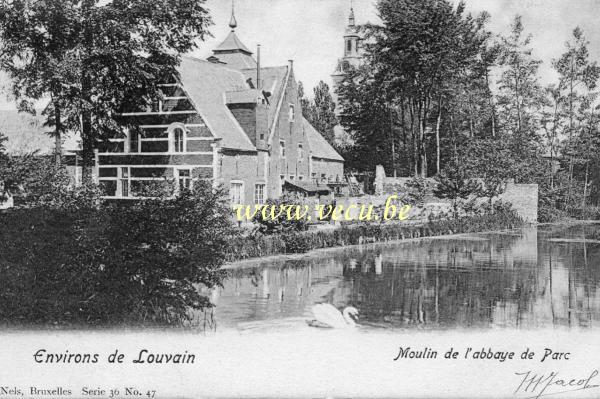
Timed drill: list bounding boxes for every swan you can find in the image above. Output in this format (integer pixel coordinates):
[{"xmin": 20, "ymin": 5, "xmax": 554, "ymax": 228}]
[{"xmin": 307, "ymin": 303, "xmax": 359, "ymax": 328}]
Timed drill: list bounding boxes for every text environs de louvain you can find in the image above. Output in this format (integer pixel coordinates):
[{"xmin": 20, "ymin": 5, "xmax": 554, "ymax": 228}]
[{"xmin": 33, "ymin": 349, "xmax": 196, "ymax": 364}]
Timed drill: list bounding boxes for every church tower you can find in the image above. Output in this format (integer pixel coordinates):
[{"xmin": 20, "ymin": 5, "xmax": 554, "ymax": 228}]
[{"xmin": 331, "ymin": 4, "xmax": 364, "ymax": 116}]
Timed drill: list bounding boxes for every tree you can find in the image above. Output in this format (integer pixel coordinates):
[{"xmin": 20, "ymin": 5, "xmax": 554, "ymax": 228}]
[
  {"xmin": 299, "ymin": 81, "xmax": 338, "ymax": 147},
  {"xmin": 298, "ymin": 82, "xmax": 311, "ymax": 116},
  {"xmin": 552, "ymin": 27, "xmax": 600, "ymax": 206},
  {"xmin": 0, "ymin": 1, "xmax": 78, "ymax": 165},
  {"xmin": 339, "ymin": 0, "xmax": 492, "ymax": 177},
  {"xmin": 0, "ymin": 0, "xmax": 213, "ymax": 182},
  {"xmin": 433, "ymin": 154, "xmax": 481, "ymax": 216},
  {"xmin": 337, "ymin": 64, "xmax": 398, "ymax": 173},
  {"xmin": 540, "ymin": 85, "xmax": 565, "ymax": 192},
  {"xmin": 496, "ymin": 16, "xmax": 544, "ymax": 144}
]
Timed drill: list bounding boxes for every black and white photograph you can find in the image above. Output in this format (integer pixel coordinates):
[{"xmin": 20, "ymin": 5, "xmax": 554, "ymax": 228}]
[{"xmin": 1, "ymin": 0, "xmax": 600, "ymax": 397}]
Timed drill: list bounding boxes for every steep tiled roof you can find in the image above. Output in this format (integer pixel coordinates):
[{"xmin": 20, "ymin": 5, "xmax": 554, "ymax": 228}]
[
  {"xmin": 214, "ymin": 31, "xmax": 253, "ymax": 54},
  {"xmin": 178, "ymin": 56, "xmax": 255, "ymax": 151},
  {"xmin": 210, "ymin": 31, "xmax": 257, "ymax": 69},
  {"xmin": 303, "ymin": 118, "xmax": 344, "ymax": 162},
  {"xmin": 211, "ymin": 52, "xmax": 257, "ymax": 69}
]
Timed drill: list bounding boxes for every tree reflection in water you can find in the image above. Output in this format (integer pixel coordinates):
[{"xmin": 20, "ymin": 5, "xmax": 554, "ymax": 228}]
[{"xmin": 202, "ymin": 225, "xmax": 600, "ymax": 330}]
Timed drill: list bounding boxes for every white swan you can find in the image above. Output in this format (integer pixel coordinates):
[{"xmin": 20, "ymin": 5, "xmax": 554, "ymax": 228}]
[{"xmin": 307, "ymin": 303, "xmax": 359, "ymax": 328}]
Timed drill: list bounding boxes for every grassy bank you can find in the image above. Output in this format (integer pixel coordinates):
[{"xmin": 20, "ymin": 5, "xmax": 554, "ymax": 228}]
[{"xmin": 226, "ymin": 210, "xmax": 525, "ymax": 262}]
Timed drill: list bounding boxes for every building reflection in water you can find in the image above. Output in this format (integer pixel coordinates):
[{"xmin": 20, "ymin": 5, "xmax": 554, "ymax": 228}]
[{"xmin": 202, "ymin": 225, "xmax": 600, "ymax": 330}]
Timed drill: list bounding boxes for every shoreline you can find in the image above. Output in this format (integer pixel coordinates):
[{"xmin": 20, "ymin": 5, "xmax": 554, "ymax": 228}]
[
  {"xmin": 223, "ymin": 219, "xmax": 600, "ymax": 269},
  {"xmin": 224, "ymin": 222, "xmax": 532, "ymax": 269}
]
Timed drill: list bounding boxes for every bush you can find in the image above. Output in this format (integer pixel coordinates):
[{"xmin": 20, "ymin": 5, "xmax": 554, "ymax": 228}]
[
  {"xmin": 227, "ymin": 204, "xmax": 524, "ymax": 261},
  {"xmin": 0, "ymin": 154, "xmax": 102, "ymax": 210},
  {"xmin": 0, "ymin": 181, "xmax": 235, "ymax": 327},
  {"xmin": 402, "ymin": 177, "xmax": 431, "ymax": 206},
  {"xmin": 251, "ymin": 192, "xmax": 309, "ymax": 234}
]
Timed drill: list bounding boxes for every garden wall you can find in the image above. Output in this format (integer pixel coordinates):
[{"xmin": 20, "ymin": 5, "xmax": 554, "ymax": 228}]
[
  {"xmin": 373, "ymin": 165, "xmax": 538, "ymax": 222},
  {"xmin": 497, "ymin": 182, "xmax": 538, "ymax": 223}
]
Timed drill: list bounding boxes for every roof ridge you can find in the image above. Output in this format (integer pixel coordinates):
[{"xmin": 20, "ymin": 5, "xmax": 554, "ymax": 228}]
[
  {"xmin": 182, "ymin": 55, "xmax": 248, "ymax": 78},
  {"xmin": 242, "ymin": 65, "xmax": 288, "ymax": 71}
]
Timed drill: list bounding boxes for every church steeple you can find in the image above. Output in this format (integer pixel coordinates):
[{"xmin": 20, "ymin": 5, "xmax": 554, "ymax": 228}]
[
  {"xmin": 229, "ymin": 0, "xmax": 237, "ymax": 31},
  {"xmin": 348, "ymin": 1, "xmax": 355, "ymax": 27},
  {"xmin": 331, "ymin": 0, "xmax": 364, "ymax": 116}
]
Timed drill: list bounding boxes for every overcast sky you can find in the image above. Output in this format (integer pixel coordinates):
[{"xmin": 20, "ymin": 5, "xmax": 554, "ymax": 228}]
[{"xmin": 2, "ymin": 0, "xmax": 600, "ymax": 109}]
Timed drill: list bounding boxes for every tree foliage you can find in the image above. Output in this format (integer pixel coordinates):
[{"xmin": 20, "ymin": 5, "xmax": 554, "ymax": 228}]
[
  {"xmin": 338, "ymin": 0, "xmax": 493, "ymax": 177},
  {"xmin": 299, "ymin": 81, "xmax": 338, "ymax": 147},
  {"xmin": 0, "ymin": 181, "xmax": 235, "ymax": 327},
  {"xmin": 0, "ymin": 0, "xmax": 212, "ymax": 180}
]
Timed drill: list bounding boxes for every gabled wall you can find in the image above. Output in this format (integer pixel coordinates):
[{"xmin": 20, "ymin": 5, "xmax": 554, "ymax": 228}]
[
  {"xmin": 267, "ymin": 68, "xmax": 311, "ymax": 198},
  {"xmin": 98, "ymin": 82, "xmax": 216, "ymax": 198}
]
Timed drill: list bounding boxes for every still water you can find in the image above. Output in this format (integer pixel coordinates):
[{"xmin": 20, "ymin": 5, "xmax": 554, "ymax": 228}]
[{"xmin": 203, "ymin": 224, "xmax": 600, "ymax": 331}]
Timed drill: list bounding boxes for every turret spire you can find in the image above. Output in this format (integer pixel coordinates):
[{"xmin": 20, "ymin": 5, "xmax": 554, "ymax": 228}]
[
  {"xmin": 229, "ymin": 0, "xmax": 237, "ymax": 31},
  {"xmin": 349, "ymin": 0, "xmax": 355, "ymax": 26}
]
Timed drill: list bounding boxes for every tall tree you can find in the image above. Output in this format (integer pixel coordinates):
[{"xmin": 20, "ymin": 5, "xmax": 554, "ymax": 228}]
[
  {"xmin": 0, "ymin": 0, "xmax": 212, "ymax": 182},
  {"xmin": 496, "ymin": 16, "xmax": 544, "ymax": 144},
  {"xmin": 299, "ymin": 81, "xmax": 338, "ymax": 147},
  {"xmin": 337, "ymin": 64, "xmax": 395, "ymax": 173},
  {"xmin": 552, "ymin": 27, "xmax": 600, "ymax": 206},
  {"xmin": 339, "ymin": 0, "xmax": 491, "ymax": 177},
  {"xmin": 0, "ymin": 1, "xmax": 78, "ymax": 165}
]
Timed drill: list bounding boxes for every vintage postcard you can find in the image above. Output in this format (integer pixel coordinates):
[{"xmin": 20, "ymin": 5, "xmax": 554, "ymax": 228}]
[{"xmin": 1, "ymin": 0, "xmax": 600, "ymax": 397}]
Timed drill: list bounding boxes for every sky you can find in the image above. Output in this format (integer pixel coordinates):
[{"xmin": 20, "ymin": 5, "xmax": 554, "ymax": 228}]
[{"xmin": 2, "ymin": 0, "xmax": 600, "ymax": 109}]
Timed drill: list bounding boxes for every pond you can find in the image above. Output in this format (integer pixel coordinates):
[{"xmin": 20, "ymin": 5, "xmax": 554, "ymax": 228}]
[{"xmin": 202, "ymin": 224, "xmax": 600, "ymax": 331}]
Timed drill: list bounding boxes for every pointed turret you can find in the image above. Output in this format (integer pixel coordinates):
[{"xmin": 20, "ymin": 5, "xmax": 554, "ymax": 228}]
[
  {"xmin": 349, "ymin": 4, "xmax": 355, "ymax": 27},
  {"xmin": 229, "ymin": 0, "xmax": 237, "ymax": 30},
  {"xmin": 208, "ymin": 0, "xmax": 257, "ymax": 69}
]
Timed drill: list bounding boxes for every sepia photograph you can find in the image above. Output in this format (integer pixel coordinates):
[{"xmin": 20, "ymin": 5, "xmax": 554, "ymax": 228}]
[{"xmin": 1, "ymin": 0, "xmax": 600, "ymax": 397}]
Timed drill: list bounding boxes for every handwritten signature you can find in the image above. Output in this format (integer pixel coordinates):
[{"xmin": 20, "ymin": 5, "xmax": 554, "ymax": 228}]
[{"xmin": 514, "ymin": 369, "xmax": 599, "ymax": 398}]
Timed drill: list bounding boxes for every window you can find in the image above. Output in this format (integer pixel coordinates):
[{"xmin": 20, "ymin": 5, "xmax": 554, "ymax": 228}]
[
  {"xmin": 173, "ymin": 127, "xmax": 185, "ymax": 152},
  {"xmin": 120, "ymin": 167, "xmax": 129, "ymax": 197},
  {"xmin": 288, "ymin": 105, "xmax": 295, "ymax": 122},
  {"xmin": 346, "ymin": 39, "xmax": 352, "ymax": 53},
  {"xmin": 280, "ymin": 140, "xmax": 286, "ymax": 158},
  {"xmin": 99, "ymin": 168, "xmax": 118, "ymax": 178},
  {"xmin": 298, "ymin": 175, "xmax": 304, "ymax": 181},
  {"xmin": 129, "ymin": 131, "xmax": 139, "ymax": 153},
  {"xmin": 289, "ymin": 175, "xmax": 295, "ymax": 180},
  {"xmin": 230, "ymin": 182, "xmax": 243, "ymax": 205},
  {"xmin": 177, "ymin": 169, "xmax": 192, "ymax": 191},
  {"xmin": 254, "ymin": 184, "xmax": 265, "ymax": 205},
  {"xmin": 321, "ymin": 173, "xmax": 326, "ymax": 182},
  {"xmin": 298, "ymin": 143, "xmax": 304, "ymax": 161}
]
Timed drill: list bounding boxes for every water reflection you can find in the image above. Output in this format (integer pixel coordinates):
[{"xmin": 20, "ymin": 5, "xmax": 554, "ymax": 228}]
[{"xmin": 203, "ymin": 224, "xmax": 600, "ymax": 330}]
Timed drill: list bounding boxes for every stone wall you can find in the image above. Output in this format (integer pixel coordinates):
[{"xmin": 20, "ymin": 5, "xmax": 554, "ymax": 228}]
[
  {"xmin": 498, "ymin": 183, "xmax": 538, "ymax": 223},
  {"xmin": 373, "ymin": 165, "xmax": 539, "ymax": 222}
]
